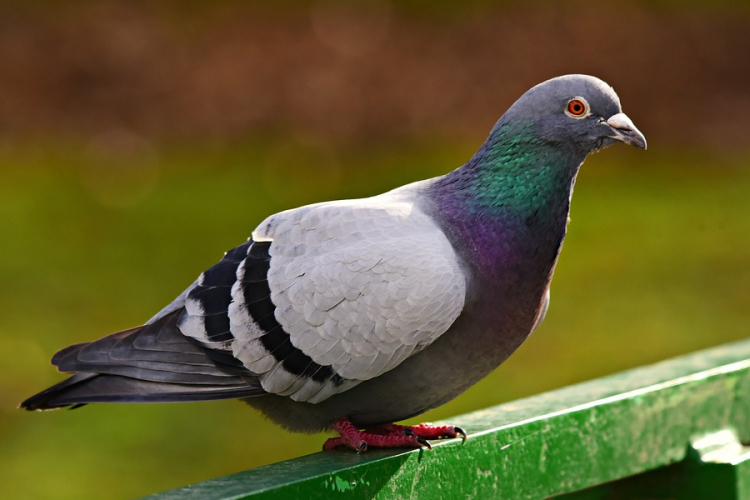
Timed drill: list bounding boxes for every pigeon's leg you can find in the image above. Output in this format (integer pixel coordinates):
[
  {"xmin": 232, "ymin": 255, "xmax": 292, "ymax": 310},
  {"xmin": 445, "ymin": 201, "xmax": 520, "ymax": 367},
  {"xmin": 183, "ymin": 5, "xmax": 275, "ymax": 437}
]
[
  {"xmin": 323, "ymin": 418, "xmax": 467, "ymax": 453},
  {"xmin": 323, "ymin": 418, "xmax": 433, "ymax": 453}
]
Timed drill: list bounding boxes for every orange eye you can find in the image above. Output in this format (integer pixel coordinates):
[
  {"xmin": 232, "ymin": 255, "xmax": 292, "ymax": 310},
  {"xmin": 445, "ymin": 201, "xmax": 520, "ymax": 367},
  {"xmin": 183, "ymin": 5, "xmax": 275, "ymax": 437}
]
[{"xmin": 567, "ymin": 99, "xmax": 586, "ymax": 116}]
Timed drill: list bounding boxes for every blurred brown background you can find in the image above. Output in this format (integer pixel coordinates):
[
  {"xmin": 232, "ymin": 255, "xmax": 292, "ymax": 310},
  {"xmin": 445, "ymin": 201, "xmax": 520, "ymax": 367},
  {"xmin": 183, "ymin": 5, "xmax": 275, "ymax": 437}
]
[
  {"xmin": 1, "ymin": 0, "xmax": 749, "ymax": 148},
  {"xmin": 2, "ymin": 1, "xmax": 750, "ymax": 499}
]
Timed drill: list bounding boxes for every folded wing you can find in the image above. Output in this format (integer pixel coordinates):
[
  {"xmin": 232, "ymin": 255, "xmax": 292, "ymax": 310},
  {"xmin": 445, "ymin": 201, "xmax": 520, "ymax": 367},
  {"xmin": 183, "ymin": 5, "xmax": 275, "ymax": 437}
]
[{"xmin": 180, "ymin": 192, "xmax": 468, "ymax": 404}]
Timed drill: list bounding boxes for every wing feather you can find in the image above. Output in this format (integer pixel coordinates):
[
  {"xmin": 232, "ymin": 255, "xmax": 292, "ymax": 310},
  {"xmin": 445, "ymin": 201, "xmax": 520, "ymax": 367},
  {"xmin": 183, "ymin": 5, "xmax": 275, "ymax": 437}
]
[{"xmin": 228, "ymin": 190, "xmax": 466, "ymax": 402}]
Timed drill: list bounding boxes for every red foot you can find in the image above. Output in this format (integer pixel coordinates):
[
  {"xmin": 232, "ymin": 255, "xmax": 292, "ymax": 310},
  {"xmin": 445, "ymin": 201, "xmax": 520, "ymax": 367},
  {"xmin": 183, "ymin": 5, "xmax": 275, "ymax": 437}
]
[{"xmin": 323, "ymin": 418, "xmax": 467, "ymax": 453}]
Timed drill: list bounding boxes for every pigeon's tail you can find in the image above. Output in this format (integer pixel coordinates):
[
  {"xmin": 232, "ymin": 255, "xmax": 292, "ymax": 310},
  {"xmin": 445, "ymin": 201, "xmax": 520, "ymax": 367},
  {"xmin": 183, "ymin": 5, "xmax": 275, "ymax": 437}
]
[
  {"xmin": 20, "ymin": 312, "xmax": 264, "ymax": 411},
  {"xmin": 20, "ymin": 372, "xmax": 264, "ymax": 410}
]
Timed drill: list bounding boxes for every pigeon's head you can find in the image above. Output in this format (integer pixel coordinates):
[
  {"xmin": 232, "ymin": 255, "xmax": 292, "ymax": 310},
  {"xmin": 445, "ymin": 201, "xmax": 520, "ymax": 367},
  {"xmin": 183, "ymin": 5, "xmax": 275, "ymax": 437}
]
[{"xmin": 500, "ymin": 74, "xmax": 647, "ymax": 153}]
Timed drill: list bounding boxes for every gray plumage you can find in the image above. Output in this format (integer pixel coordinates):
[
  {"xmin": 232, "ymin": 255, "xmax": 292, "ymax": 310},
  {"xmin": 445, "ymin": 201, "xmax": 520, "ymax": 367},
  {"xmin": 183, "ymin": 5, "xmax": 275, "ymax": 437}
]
[{"xmin": 22, "ymin": 74, "xmax": 646, "ymax": 436}]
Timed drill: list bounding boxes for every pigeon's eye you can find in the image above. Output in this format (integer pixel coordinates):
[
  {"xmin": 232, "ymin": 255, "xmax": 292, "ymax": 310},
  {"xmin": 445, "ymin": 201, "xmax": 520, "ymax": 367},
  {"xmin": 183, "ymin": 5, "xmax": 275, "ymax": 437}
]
[{"xmin": 565, "ymin": 98, "xmax": 589, "ymax": 119}]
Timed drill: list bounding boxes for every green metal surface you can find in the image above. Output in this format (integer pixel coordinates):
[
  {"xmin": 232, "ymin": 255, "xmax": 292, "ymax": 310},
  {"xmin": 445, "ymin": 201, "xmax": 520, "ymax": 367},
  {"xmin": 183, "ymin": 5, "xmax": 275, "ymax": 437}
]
[
  {"xmin": 143, "ymin": 339, "xmax": 750, "ymax": 500},
  {"xmin": 557, "ymin": 430, "xmax": 750, "ymax": 499}
]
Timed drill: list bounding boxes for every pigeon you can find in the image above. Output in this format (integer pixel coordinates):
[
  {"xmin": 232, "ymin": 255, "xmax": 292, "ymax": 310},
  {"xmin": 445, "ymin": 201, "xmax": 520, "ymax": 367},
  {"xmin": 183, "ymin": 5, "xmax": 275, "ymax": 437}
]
[{"xmin": 21, "ymin": 74, "xmax": 646, "ymax": 452}]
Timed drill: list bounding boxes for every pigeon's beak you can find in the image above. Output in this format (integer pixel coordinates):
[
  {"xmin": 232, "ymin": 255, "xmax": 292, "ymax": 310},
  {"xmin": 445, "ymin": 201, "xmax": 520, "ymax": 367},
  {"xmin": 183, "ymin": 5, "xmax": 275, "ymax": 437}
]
[{"xmin": 606, "ymin": 113, "xmax": 647, "ymax": 150}]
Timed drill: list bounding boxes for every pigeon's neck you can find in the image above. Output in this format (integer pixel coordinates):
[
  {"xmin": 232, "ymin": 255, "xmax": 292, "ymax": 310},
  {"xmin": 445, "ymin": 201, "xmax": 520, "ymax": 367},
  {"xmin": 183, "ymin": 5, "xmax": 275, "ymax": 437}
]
[{"xmin": 427, "ymin": 120, "xmax": 586, "ymax": 282}]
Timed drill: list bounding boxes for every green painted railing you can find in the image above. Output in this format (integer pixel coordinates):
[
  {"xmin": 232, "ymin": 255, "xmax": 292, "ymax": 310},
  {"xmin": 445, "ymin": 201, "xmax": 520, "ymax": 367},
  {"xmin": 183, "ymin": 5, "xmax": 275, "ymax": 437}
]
[{"xmin": 144, "ymin": 339, "xmax": 750, "ymax": 500}]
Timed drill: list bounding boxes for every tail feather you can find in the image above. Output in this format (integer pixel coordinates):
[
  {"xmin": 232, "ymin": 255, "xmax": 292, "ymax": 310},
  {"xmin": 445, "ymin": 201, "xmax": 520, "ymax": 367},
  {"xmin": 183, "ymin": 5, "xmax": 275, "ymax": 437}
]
[
  {"xmin": 20, "ymin": 311, "xmax": 265, "ymax": 411},
  {"xmin": 21, "ymin": 372, "xmax": 264, "ymax": 410}
]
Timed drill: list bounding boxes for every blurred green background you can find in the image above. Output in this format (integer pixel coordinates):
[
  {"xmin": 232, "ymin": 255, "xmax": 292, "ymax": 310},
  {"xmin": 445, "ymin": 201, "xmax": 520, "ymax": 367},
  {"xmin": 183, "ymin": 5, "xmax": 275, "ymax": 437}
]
[{"xmin": 2, "ymin": 1, "xmax": 750, "ymax": 499}]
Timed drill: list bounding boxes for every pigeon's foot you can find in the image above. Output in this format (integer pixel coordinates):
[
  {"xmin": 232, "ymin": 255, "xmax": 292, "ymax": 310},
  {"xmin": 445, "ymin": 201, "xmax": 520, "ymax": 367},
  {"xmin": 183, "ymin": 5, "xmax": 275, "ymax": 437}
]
[{"xmin": 323, "ymin": 418, "xmax": 467, "ymax": 453}]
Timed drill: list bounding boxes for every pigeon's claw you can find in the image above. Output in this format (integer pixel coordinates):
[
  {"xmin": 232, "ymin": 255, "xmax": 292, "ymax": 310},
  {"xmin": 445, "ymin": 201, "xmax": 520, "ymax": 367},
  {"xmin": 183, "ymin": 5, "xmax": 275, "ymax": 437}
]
[
  {"xmin": 324, "ymin": 418, "xmax": 465, "ymax": 452},
  {"xmin": 455, "ymin": 426, "xmax": 468, "ymax": 440},
  {"xmin": 322, "ymin": 436, "xmax": 370, "ymax": 453}
]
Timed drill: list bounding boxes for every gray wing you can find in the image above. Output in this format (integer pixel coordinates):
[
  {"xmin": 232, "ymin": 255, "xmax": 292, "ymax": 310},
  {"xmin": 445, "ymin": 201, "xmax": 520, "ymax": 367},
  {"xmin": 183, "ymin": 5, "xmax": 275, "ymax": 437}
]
[
  {"xmin": 24, "ymin": 190, "xmax": 467, "ymax": 411},
  {"xmin": 180, "ymin": 191, "xmax": 468, "ymax": 404}
]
